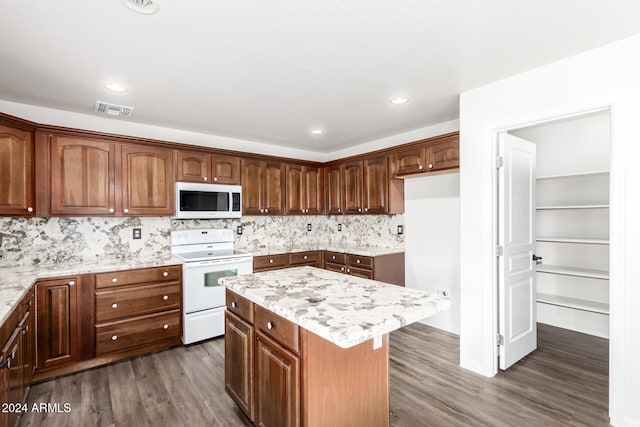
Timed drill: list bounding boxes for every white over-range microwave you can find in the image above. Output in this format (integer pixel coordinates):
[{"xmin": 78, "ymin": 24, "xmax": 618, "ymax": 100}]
[{"xmin": 174, "ymin": 182, "xmax": 242, "ymax": 219}]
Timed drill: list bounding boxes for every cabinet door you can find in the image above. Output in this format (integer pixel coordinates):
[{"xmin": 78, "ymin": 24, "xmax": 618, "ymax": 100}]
[
  {"xmin": 363, "ymin": 156, "xmax": 388, "ymax": 214},
  {"xmin": 241, "ymin": 158, "xmax": 263, "ymax": 215},
  {"xmin": 303, "ymin": 166, "xmax": 323, "ymax": 215},
  {"xmin": 325, "ymin": 165, "xmax": 343, "ymax": 215},
  {"xmin": 392, "ymin": 146, "xmax": 427, "ymax": 176},
  {"xmin": 212, "ymin": 154, "xmax": 241, "ymax": 184},
  {"xmin": 176, "ymin": 150, "xmax": 210, "ymax": 183},
  {"xmin": 36, "ymin": 277, "xmax": 79, "ymax": 370},
  {"xmin": 263, "ymin": 162, "xmax": 285, "ymax": 215},
  {"xmin": 0, "ymin": 124, "xmax": 34, "ymax": 216},
  {"xmin": 255, "ymin": 331, "xmax": 300, "ymax": 427},
  {"xmin": 428, "ymin": 138, "xmax": 459, "ymax": 172},
  {"xmin": 18, "ymin": 311, "xmax": 34, "ymax": 395},
  {"xmin": 1, "ymin": 328, "xmax": 22, "ymax": 427},
  {"xmin": 225, "ymin": 311, "xmax": 255, "ymax": 421},
  {"xmin": 343, "ymin": 160, "xmax": 363, "ymax": 214},
  {"xmin": 285, "ymin": 164, "xmax": 304, "ymax": 215},
  {"xmin": 50, "ymin": 136, "xmax": 116, "ymax": 215},
  {"xmin": 121, "ymin": 144, "xmax": 175, "ymax": 216}
]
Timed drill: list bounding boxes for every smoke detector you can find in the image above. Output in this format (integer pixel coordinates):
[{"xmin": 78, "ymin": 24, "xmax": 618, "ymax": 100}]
[
  {"xmin": 94, "ymin": 101, "xmax": 135, "ymax": 118},
  {"xmin": 121, "ymin": 0, "xmax": 159, "ymax": 15}
]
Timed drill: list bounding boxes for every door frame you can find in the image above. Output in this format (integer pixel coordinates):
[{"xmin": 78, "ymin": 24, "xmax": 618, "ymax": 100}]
[{"xmin": 489, "ymin": 106, "xmax": 620, "ymax": 420}]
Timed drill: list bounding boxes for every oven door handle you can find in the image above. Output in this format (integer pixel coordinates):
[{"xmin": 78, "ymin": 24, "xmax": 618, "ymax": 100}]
[{"xmin": 185, "ymin": 257, "xmax": 252, "ymax": 267}]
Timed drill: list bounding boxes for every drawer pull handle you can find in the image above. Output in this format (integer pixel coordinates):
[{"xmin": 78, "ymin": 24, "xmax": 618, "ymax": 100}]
[
  {"xmin": 111, "ymin": 335, "xmax": 118, "ymax": 341},
  {"xmin": 267, "ymin": 321, "xmax": 274, "ymax": 330},
  {"xmin": 269, "ymin": 259, "xmax": 273, "ymax": 264},
  {"xmin": 21, "ymin": 325, "xmax": 28, "ymax": 334},
  {"xmin": 303, "ymin": 255, "xmax": 308, "ymax": 260},
  {"xmin": 231, "ymin": 301, "xmax": 237, "ymax": 308},
  {"xmin": 22, "ymin": 300, "xmax": 32, "ymax": 307},
  {"xmin": 162, "ymin": 271, "xmax": 169, "ymax": 277},
  {"xmin": 163, "ymin": 324, "xmax": 169, "ymax": 330},
  {"xmin": 356, "ymin": 259, "xmax": 361, "ymax": 263},
  {"xmin": 163, "ymin": 295, "xmax": 169, "ymax": 301},
  {"xmin": 111, "ymin": 277, "xmax": 118, "ymax": 283},
  {"xmin": 332, "ymin": 256, "xmax": 336, "ymax": 260},
  {"xmin": 68, "ymin": 280, "xmax": 75, "ymax": 286},
  {"xmin": 111, "ymin": 303, "xmax": 118, "ymax": 309}
]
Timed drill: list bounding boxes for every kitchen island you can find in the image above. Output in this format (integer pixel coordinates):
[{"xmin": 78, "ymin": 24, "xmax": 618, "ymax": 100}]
[{"xmin": 220, "ymin": 266, "xmax": 450, "ymax": 427}]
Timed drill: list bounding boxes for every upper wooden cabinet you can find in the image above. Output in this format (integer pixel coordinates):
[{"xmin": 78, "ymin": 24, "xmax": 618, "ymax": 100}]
[
  {"xmin": 324, "ymin": 165, "xmax": 343, "ymax": 215},
  {"xmin": 392, "ymin": 146, "xmax": 427, "ymax": 176},
  {"xmin": 176, "ymin": 151, "xmax": 240, "ymax": 185},
  {"xmin": 50, "ymin": 136, "xmax": 116, "ymax": 215},
  {"xmin": 429, "ymin": 138, "xmax": 459, "ymax": 172},
  {"xmin": 242, "ymin": 159, "xmax": 285, "ymax": 215},
  {"xmin": 285, "ymin": 164, "xmax": 323, "ymax": 215},
  {"xmin": 0, "ymin": 123, "xmax": 35, "ymax": 216},
  {"xmin": 343, "ymin": 160, "xmax": 364, "ymax": 214},
  {"xmin": 363, "ymin": 156, "xmax": 387, "ymax": 214},
  {"xmin": 391, "ymin": 133, "xmax": 459, "ymax": 177},
  {"xmin": 121, "ymin": 144, "xmax": 175, "ymax": 216}
]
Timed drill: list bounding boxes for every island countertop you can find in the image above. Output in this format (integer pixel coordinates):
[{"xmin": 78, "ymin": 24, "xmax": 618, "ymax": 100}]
[{"xmin": 219, "ymin": 266, "xmax": 451, "ymax": 349}]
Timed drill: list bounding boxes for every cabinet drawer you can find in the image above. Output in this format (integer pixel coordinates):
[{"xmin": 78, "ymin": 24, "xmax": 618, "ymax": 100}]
[
  {"xmin": 324, "ymin": 251, "xmax": 346, "ymax": 265},
  {"xmin": 226, "ymin": 289, "xmax": 254, "ymax": 324},
  {"xmin": 253, "ymin": 254, "xmax": 288, "ymax": 271},
  {"xmin": 289, "ymin": 251, "xmax": 319, "ymax": 266},
  {"xmin": 347, "ymin": 255, "xmax": 373, "ymax": 269},
  {"xmin": 96, "ymin": 265, "xmax": 181, "ymax": 289},
  {"xmin": 95, "ymin": 282, "xmax": 181, "ymax": 322},
  {"xmin": 325, "ymin": 262, "xmax": 346, "ymax": 274},
  {"xmin": 95, "ymin": 309, "xmax": 181, "ymax": 356},
  {"xmin": 254, "ymin": 305, "xmax": 299, "ymax": 354},
  {"xmin": 347, "ymin": 266, "xmax": 374, "ymax": 280}
]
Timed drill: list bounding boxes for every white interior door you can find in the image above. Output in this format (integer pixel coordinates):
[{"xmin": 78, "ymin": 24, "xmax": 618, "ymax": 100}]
[{"xmin": 498, "ymin": 132, "xmax": 537, "ymax": 370}]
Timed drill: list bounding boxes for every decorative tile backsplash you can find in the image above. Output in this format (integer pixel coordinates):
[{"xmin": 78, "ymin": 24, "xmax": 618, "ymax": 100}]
[{"xmin": 0, "ymin": 215, "xmax": 404, "ymax": 266}]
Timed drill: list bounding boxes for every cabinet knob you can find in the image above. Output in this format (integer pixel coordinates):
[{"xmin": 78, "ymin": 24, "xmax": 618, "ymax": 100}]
[
  {"xmin": 358, "ymin": 208, "xmax": 362, "ymax": 212},
  {"xmin": 364, "ymin": 208, "xmax": 368, "ymax": 212},
  {"xmin": 111, "ymin": 277, "xmax": 118, "ymax": 283},
  {"xmin": 108, "ymin": 208, "xmax": 114, "ymax": 213},
  {"xmin": 340, "ymin": 267, "xmax": 345, "ymax": 271},
  {"xmin": 163, "ymin": 324, "xmax": 169, "ymax": 330},
  {"xmin": 68, "ymin": 280, "xmax": 75, "ymax": 286},
  {"xmin": 111, "ymin": 335, "xmax": 118, "ymax": 341},
  {"xmin": 163, "ymin": 295, "xmax": 169, "ymax": 301},
  {"xmin": 418, "ymin": 165, "xmax": 424, "ymax": 170},
  {"xmin": 123, "ymin": 208, "xmax": 129, "ymax": 214},
  {"xmin": 213, "ymin": 177, "xmax": 218, "ymax": 182},
  {"xmin": 203, "ymin": 176, "xmax": 208, "ymax": 181},
  {"xmin": 428, "ymin": 163, "xmax": 433, "ymax": 169},
  {"xmin": 111, "ymin": 303, "xmax": 118, "ymax": 309},
  {"xmin": 267, "ymin": 321, "xmax": 274, "ymax": 330},
  {"xmin": 162, "ymin": 271, "xmax": 169, "ymax": 277},
  {"xmin": 21, "ymin": 325, "xmax": 28, "ymax": 334},
  {"xmin": 27, "ymin": 207, "xmax": 33, "ymax": 213},
  {"xmin": 231, "ymin": 301, "xmax": 237, "ymax": 308},
  {"xmin": 338, "ymin": 208, "xmax": 341, "ymax": 212},
  {"xmin": 260, "ymin": 209, "xmax": 264, "ymax": 213},
  {"xmin": 269, "ymin": 259, "xmax": 273, "ymax": 264},
  {"xmin": 265, "ymin": 209, "xmax": 269, "ymax": 213},
  {"xmin": 356, "ymin": 259, "xmax": 361, "ymax": 263},
  {"xmin": 332, "ymin": 256, "xmax": 336, "ymax": 260},
  {"xmin": 347, "ymin": 268, "xmax": 351, "ymax": 273},
  {"xmin": 303, "ymin": 255, "xmax": 308, "ymax": 260}
]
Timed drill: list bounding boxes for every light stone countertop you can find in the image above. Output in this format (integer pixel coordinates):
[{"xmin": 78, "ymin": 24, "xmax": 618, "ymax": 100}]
[
  {"xmin": 240, "ymin": 243, "xmax": 404, "ymax": 257},
  {"xmin": 220, "ymin": 266, "xmax": 450, "ymax": 349},
  {"xmin": 0, "ymin": 256, "xmax": 182, "ymax": 325}
]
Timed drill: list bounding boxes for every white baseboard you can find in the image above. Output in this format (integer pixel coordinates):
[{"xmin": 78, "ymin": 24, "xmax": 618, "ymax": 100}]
[{"xmin": 623, "ymin": 416, "xmax": 640, "ymax": 427}]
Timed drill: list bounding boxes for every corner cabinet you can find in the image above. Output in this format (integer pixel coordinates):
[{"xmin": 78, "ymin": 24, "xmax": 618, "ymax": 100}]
[
  {"xmin": 121, "ymin": 144, "xmax": 175, "ymax": 216},
  {"xmin": 0, "ymin": 123, "xmax": 35, "ymax": 216},
  {"xmin": 241, "ymin": 159, "xmax": 285, "ymax": 215},
  {"xmin": 285, "ymin": 164, "xmax": 323, "ymax": 215}
]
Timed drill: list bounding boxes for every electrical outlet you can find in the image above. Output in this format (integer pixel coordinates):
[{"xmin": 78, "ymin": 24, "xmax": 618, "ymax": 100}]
[
  {"xmin": 307, "ymin": 223, "xmax": 312, "ymax": 232},
  {"xmin": 397, "ymin": 225, "xmax": 403, "ymax": 235},
  {"xmin": 237, "ymin": 225, "xmax": 243, "ymax": 235},
  {"xmin": 338, "ymin": 223, "xmax": 342, "ymax": 232},
  {"xmin": 435, "ymin": 288, "xmax": 450, "ymax": 298},
  {"xmin": 132, "ymin": 228, "xmax": 141, "ymax": 240}
]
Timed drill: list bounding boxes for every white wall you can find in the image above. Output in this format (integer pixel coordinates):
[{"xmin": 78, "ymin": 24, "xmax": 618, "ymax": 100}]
[
  {"xmin": 404, "ymin": 172, "xmax": 460, "ymax": 334},
  {"xmin": 459, "ymin": 34, "xmax": 640, "ymax": 426}
]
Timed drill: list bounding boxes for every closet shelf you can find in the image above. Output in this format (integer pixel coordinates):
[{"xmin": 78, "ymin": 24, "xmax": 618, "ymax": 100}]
[
  {"xmin": 536, "ymin": 264, "xmax": 609, "ymax": 280},
  {"xmin": 536, "ymin": 204, "xmax": 609, "ymax": 210},
  {"xmin": 536, "ymin": 293, "xmax": 609, "ymax": 315},
  {"xmin": 536, "ymin": 236, "xmax": 609, "ymax": 245},
  {"xmin": 536, "ymin": 170, "xmax": 609, "ymax": 180}
]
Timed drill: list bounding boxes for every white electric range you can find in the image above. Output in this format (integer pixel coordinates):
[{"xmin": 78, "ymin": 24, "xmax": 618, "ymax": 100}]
[{"xmin": 171, "ymin": 228, "xmax": 253, "ymax": 344}]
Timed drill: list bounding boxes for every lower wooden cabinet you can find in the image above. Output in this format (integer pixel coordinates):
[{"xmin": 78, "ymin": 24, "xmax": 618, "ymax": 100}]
[{"xmin": 225, "ymin": 311, "xmax": 255, "ymax": 421}]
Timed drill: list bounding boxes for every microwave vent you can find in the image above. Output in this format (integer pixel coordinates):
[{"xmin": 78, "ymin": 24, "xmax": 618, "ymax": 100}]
[{"xmin": 94, "ymin": 101, "xmax": 134, "ymax": 118}]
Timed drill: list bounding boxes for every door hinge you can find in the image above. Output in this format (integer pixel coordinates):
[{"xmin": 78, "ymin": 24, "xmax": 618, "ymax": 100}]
[
  {"xmin": 496, "ymin": 156, "xmax": 504, "ymax": 168},
  {"xmin": 496, "ymin": 245, "xmax": 504, "ymax": 256},
  {"xmin": 497, "ymin": 334, "xmax": 504, "ymax": 346}
]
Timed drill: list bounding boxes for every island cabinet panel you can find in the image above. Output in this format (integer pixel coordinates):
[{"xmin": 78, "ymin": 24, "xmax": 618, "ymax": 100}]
[
  {"xmin": 212, "ymin": 154, "xmax": 241, "ymax": 185},
  {"xmin": 343, "ymin": 160, "xmax": 364, "ymax": 214},
  {"xmin": 226, "ymin": 289, "xmax": 254, "ymax": 324},
  {"xmin": 363, "ymin": 156, "xmax": 388, "ymax": 214},
  {"xmin": 0, "ymin": 123, "xmax": 35, "ymax": 216},
  {"xmin": 225, "ymin": 311, "xmax": 255, "ymax": 422},
  {"xmin": 324, "ymin": 165, "xmax": 344, "ymax": 215},
  {"xmin": 49, "ymin": 136, "xmax": 116, "ymax": 215},
  {"xmin": 120, "ymin": 144, "xmax": 175, "ymax": 216},
  {"xmin": 176, "ymin": 150, "xmax": 211, "ymax": 183},
  {"xmin": 1, "ymin": 328, "xmax": 22, "ymax": 427}
]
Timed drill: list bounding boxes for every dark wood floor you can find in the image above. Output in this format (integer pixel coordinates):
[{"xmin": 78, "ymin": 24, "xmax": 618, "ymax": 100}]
[{"xmin": 20, "ymin": 323, "xmax": 609, "ymax": 427}]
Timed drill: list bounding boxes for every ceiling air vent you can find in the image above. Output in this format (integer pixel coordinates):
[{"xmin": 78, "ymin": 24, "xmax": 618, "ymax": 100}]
[
  {"xmin": 94, "ymin": 101, "xmax": 135, "ymax": 118},
  {"xmin": 121, "ymin": 0, "xmax": 159, "ymax": 15}
]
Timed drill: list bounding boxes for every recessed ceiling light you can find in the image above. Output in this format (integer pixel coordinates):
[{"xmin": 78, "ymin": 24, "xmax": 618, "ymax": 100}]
[
  {"xmin": 104, "ymin": 82, "xmax": 128, "ymax": 93},
  {"xmin": 121, "ymin": 0, "xmax": 160, "ymax": 15},
  {"xmin": 390, "ymin": 96, "xmax": 409, "ymax": 105},
  {"xmin": 310, "ymin": 129, "xmax": 324, "ymax": 135}
]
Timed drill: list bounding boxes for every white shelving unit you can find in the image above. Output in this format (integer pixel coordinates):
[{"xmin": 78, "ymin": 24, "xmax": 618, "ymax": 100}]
[{"xmin": 534, "ymin": 170, "xmax": 610, "ymax": 338}]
